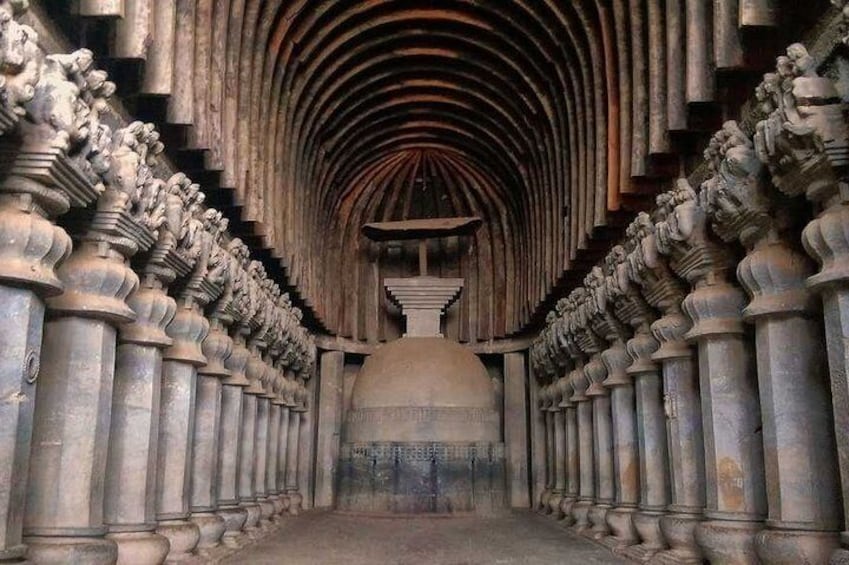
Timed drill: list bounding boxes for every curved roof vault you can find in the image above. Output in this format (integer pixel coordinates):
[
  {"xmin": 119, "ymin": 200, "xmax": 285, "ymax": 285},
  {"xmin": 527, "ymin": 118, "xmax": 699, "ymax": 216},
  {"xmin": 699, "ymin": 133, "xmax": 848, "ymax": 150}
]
[{"xmin": 56, "ymin": 0, "xmax": 831, "ymax": 343}]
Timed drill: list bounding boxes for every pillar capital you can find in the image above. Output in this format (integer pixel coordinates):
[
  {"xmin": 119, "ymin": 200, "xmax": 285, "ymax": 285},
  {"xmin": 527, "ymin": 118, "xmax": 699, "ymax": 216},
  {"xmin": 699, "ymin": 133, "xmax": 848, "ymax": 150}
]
[{"xmin": 753, "ymin": 43, "xmax": 849, "ymax": 206}]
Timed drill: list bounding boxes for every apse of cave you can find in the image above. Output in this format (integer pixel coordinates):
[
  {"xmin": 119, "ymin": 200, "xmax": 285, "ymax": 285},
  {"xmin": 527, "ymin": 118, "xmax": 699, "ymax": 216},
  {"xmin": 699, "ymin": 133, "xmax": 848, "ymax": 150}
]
[{"xmin": 0, "ymin": 1, "xmax": 848, "ymax": 564}]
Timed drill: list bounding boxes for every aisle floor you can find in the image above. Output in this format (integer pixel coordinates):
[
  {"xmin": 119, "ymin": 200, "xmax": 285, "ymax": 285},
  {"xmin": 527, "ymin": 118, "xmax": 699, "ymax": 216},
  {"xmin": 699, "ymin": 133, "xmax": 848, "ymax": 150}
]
[{"xmin": 222, "ymin": 510, "xmax": 627, "ymax": 564}]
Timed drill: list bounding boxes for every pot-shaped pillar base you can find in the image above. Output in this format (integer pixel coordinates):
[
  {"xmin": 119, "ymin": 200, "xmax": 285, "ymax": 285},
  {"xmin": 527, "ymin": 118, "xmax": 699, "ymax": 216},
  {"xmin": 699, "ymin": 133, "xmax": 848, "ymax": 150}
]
[
  {"xmin": 257, "ymin": 498, "xmax": 275, "ymax": 529},
  {"xmin": 558, "ymin": 497, "xmax": 577, "ymax": 526},
  {"xmin": 287, "ymin": 492, "xmax": 303, "ymax": 516},
  {"xmin": 585, "ymin": 503, "xmax": 612, "ymax": 540},
  {"xmin": 189, "ymin": 512, "xmax": 225, "ymax": 553},
  {"xmin": 602, "ymin": 506, "xmax": 639, "ymax": 549},
  {"xmin": 24, "ymin": 536, "xmax": 118, "ymax": 565},
  {"xmin": 695, "ymin": 519, "xmax": 761, "ymax": 564},
  {"xmin": 217, "ymin": 506, "xmax": 247, "ymax": 548},
  {"xmin": 106, "ymin": 531, "xmax": 171, "ymax": 565},
  {"xmin": 755, "ymin": 528, "xmax": 840, "ymax": 565},
  {"xmin": 239, "ymin": 503, "xmax": 261, "ymax": 540},
  {"xmin": 547, "ymin": 492, "xmax": 564, "ymax": 519},
  {"xmin": 619, "ymin": 510, "xmax": 667, "ymax": 562},
  {"xmin": 653, "ymin": 513, "xmax": 703, "ymax": 565},
  {"xmin": 572, "ymin": 500, "xmax": 592, "ymax": 533},
  {"xmin": 156, "ymin": 519, "xmax": 200, "ymax": 562}
]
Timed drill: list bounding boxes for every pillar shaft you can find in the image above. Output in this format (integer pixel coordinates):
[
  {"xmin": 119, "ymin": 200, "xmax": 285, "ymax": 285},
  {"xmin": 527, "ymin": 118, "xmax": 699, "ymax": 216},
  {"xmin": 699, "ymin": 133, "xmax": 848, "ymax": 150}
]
[
  {"xmin": 104, "ymin": 279, "xmax": 174, "ymax": 564},
  {"xmin": 542, "ymin": 409, "xmax": 554, "ymax": 511},
  {"xmin": 685, "ymin": 281, "xmax": 767, "ymax": 564},
  {"xmin": 573, "ymin": 399, "xmax": 594, "ymax": 531},
  {"xmin": 0, "ymin": 188, "xmax": 71, "ymax": 561},
  {"xmin": 553, "ymin": 409, "xmax": 567, "ymax": 494},
  {"xmin": 0, "ymin": 287, "xmax": 44, "ymax": 561},
  {"xmin": 266, "ymin": 402, "xmax": 281, "ymax": 516},
  {"xmin": 801, "ymin": 198, "xmax": 849, "ymax": 563},
  {"xmin": 650, "ymin": 309, "xmax": 706, "ymax": 565},
  {"xmin": 155, "ymin": 301, "xmax": 207, "ymax": 561},
  {"xmin": 601, "ymin": 336, "xmax": 640, "ymax": 549},
  {"xmin": 559, "ymin": 405, "xmax": 579, "ymax": 523},
  {"xmin": 254, "ymin": 397, "xmax": 273, "ymax": 526},
  {"xmin": 25, "ymin": 241, "xmax": 138, "ymax": 564},
  {"xmin": 285, "ymin": 408, "xmax": 302, "ymax": 514},
  {"xmin": 238, "ymin": 392, "xmax": 260, "ymax": 533},
  {"xmin": 276, "ymin": 407, "xmax": 291, "ymax": 495},
  {"xmin": 314, "ymin": 350, "xmax": 344, "ymax": 509}
]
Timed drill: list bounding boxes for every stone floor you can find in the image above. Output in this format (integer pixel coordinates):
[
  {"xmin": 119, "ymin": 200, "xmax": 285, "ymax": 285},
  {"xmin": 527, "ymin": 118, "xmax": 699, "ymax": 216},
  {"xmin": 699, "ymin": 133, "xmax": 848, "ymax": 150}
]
[{"xmin": 221, "ymin": 511, "xmax": 626, "ymax": 564}]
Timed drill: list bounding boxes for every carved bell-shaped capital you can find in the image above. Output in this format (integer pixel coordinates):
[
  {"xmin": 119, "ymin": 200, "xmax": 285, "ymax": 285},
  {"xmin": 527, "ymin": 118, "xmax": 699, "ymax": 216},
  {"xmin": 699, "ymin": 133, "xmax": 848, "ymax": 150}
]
[
  {"xmin": 222, "ymin": 334, "xmax": 251, "ymax": 387},
  {"xmin": 282, "ymin": 374, "xmax": 298, "ymax": 408},
  {"xmin": 737, "ymin": 240, "xmax": 817, "ymax": 319},
  {"xmin": 547, "ymin": 382, "xmax": 562, "ymax": 413},
  {"xmin": 584, "ymin": 355, "xmax": 608, "ymax": 397},
  {"xmin": 198, "ymin": 320, "xmax": 233, "ymax": 378},
  {"xmin": 119, "ymin": 278, "xmax": 176, "ymax": 347},
  {"xmin": 259, "ymin": 354, "xmax": 277, "ymax": 399},
  {"xmin": 600, "ymin": 339, "xmax": 631, "ymax": 387},
  {"xmin": 244, "ymin": 347, "xmax": 268, "ymax": 396},
  {"xmin": 538, "ymin": 384, "xmax": 551, "ymax": 411},
  {"xmin": 802, "ymin": 202, "xmax": 849, "ymax": 290},
  {"xmin": 556, "ymin": 376, "xmax": 574, "ymax": 409},
  {"xmin": 625, "ymin": 327, "xmax": 660, "ymax": 375},
  {"xmin": 163, "ymin": 300, "xmax": 209, "ymax": 366},
  {"xmin": 568, "ymin": 362, "xmax": 590, "ymax": 403},
  {"xmin": 46, "ymin": 240, "xmax": 139, "ymax": 324},
  {"xmin": 681, "ymin": 282, "xmax": 746, "ymax": 341},
  {"xmin": 0, "ymin": 192, "xmax": 71, "ymax": 295},
  {"xmin": 649, "ymin": 310, "xmax": 692, "ymax": 361}
]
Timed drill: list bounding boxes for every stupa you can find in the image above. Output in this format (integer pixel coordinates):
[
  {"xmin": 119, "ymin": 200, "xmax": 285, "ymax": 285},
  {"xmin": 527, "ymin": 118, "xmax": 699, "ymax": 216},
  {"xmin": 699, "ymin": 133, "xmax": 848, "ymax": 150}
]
[{"xmin": 337, "ymin": 218, "xmax": 506, "ymax": 515}]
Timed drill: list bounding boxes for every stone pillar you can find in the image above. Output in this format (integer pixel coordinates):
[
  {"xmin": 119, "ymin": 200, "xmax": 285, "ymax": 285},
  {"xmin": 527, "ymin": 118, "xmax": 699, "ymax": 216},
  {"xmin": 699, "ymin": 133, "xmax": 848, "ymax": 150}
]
[
  {"xmin": 623, "ymin": 320, "xmax": 670, "ymax": 562},
  {"xmin": 24, "ymin": 236, "xmax": 138, "ymax": 564},
  {"xmin": 529, "ymin": 370, "xmax": 547, "ymax": 510},
  {"xmin": 741, "ymin": 239, "xmax": 842, "ymax": 563},
  {"xmin": 655, "ymin": 337, "xmax": 705, "ymax": 565},
  {"xmin": 686, "ymin": 280, "xmax": 766, "ymax": 564},
  {"xmin": 155, "ymin": 300, "xmax": 207, "ymax": 561},
  {"xmin": 803, "ymin": 205, "xmax": 849, "ymax": 564},
  {"xmin": 285, "ymin": 379, "xmax": 305, "ymax": 515},
  {"xmin": 749, "ymin": 47, "xmax": 849, "ymax": 563},
  {"xmin": 540, "ymin": 386, "xmax": 554, "ymax": 513},
  {"xmin": 624, "ymin": 214, "xmax": 706, "ymax": 565},
  {"xmin": 254, "ymin": 394, "xmax": 273, "ymax": 529},
  {"xmin": 504, "ymin": 352, "xmax": 531, "ymax": 508},
  {"xmin": 276, "ymin": 375, "xmax": 294, "ymax": 512},
  {"xmin": 188, "ymin": 316, "xmax": 231, "ymax": 554},
  {"xmin": 702, "ymin": 116, "xmax": 844, "ymax": 564},
  {"xmin": 266, "ymin": 381, "xmax": 283, "ymax": 518},
  {"xmin": 216, "ymin": 331, "xmax": 249, "ymax": 548},
  {"xmin": 297, "ymin": 377, "xmax": 316, "ymax": 510},
  {"xmin": 237, "ymin": 337, "xmax": 267, "ymax": 538},
  {"xmin": 558, "ymin": 374, "xmax": 579, "ymax": 525},
  {"xmin": 237, "ymin": 387, "xmax": 261, "ymax": 538},
  {"xmin": 601, "ymin": 337, "xmax": 640, "ymax": 550},
  {"xmin": 652, "ymin": 181, "xmax": 767, "ymax": 563},
  {"xmin": 104, "ymin": 275, "xmax": 174, "ymax": 565},
  {"xmin": 570, "ymin": 360, "xmax": 594, "ymax": 532},
  {"xmin": 585, "ymin": 353, "xmax": 614, "ymax": 540},
  {"xmin": 0, "ymin": 26, "xmax": 90, "ymax": 562},
  {"xmin": 0, "ymin": 182, "xmax": 71, "ymax": 562},
  {"xmin": 314, "ymin": 350, "xmax": 344, "ymax": 509},
  {"xmin": 547, "ymin": 384, "xmax": 566, "ymax": 517}
]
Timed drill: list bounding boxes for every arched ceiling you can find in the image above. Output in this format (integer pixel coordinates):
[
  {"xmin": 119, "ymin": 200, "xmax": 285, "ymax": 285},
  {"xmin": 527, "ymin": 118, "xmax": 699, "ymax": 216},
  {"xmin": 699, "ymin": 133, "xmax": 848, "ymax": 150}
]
[
  {"xmin": 244, "ymin": 0, "xmax": 596, "ymax": 342},
  {"xmin": 54, "ymin": 0, "xmax": 831, "ymax": 342}
]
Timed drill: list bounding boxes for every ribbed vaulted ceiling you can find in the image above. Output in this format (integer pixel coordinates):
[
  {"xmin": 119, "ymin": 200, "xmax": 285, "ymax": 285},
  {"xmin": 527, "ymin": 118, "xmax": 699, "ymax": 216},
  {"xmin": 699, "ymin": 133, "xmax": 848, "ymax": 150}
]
[
  {"xmin": 54, "ymin": 0, "xmax": 829, "ymax": 343},
  {"xmin": 246, "ymin": 0, "xmax": 593, "ymax": 343}
]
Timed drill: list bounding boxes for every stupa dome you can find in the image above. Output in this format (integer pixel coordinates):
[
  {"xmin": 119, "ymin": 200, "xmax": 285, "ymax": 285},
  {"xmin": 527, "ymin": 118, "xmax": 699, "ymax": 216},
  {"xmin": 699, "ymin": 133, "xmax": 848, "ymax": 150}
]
[{"xmin": 347, "ymin": 336, "xmax": 499, "ymax": 443}]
